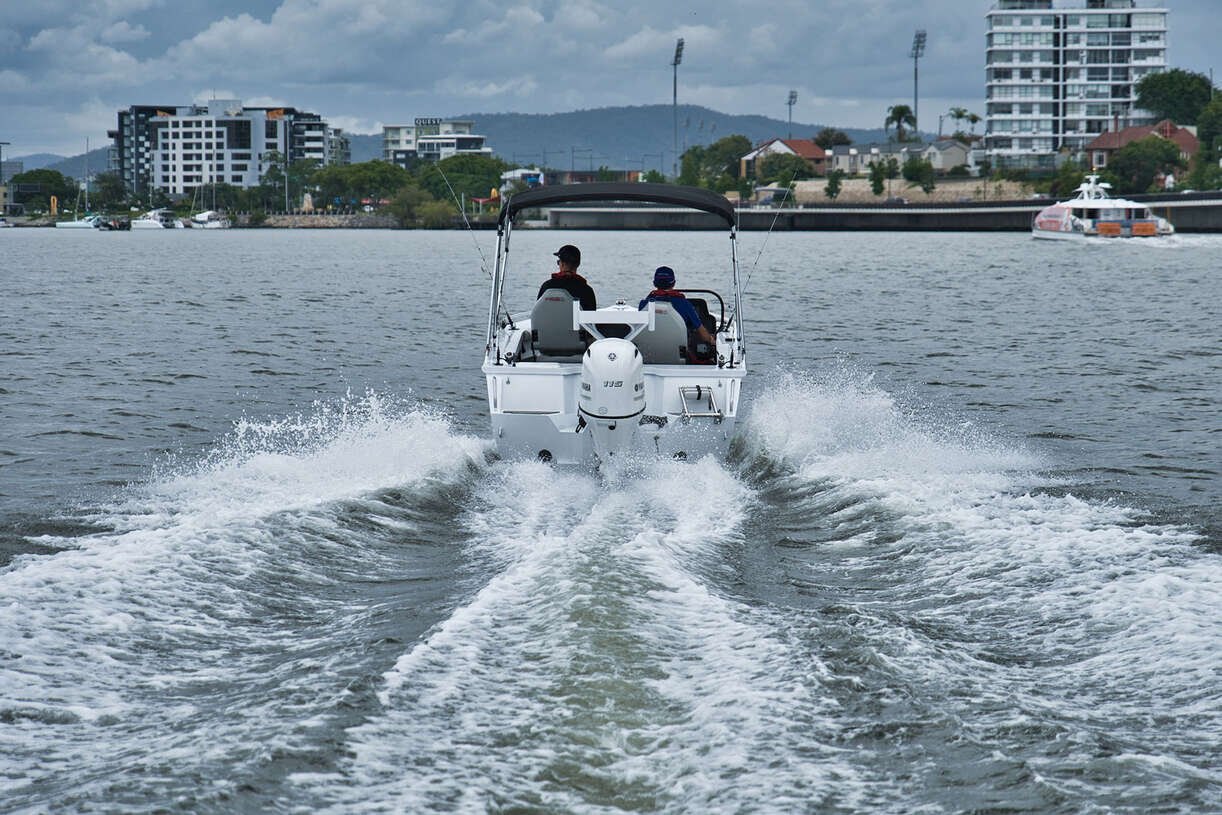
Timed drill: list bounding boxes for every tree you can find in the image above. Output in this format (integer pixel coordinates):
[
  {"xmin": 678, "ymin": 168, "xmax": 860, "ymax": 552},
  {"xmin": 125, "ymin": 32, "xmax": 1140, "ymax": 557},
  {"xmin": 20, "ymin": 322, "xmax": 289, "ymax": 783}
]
[
  {"xmin": 868, "ymin": 161, "xmax": 886, "ymax": 196},
  {"xmin": 948, "ymin": 106, "xmax": 969, "ymax": 135},
  {"xmin": 967, "ymin": 112, "xmax": 982, "ymax": 135},
  {"xmin": 1135, "ymin": 69, "xmax": 1215, "ymax": 125},
  {"xmin": 386, "ymin": 184, "xmax": 435, "ymax": 226},
  {"xmin": 1104, "ymin": 135, "xmax": 1185, "ymax": 194},
  {"xmin": 885, "ymin": 104, "xmax": 917, "ymax": 143},
  {"xmin": 1050, "ymin": 158, "xmax": 1087, "ymax": 198},
  {"xmin": 642, "ymin": 169, "xmax": 667, "ymax": 184},
  {"xmin": 8, "ymin": 168, "xmax": 77, "ymax": 212},
  {"xmin": 91, "ymin": 171, "xmax": 127, "ymax": 211},
  {"xmin": 678, "ymin": 134, "xmax": 753, "ymax": 191},
  {"xmin": 1195, "ymin": 97, "xmax": 1222, "ymax": 164},
  {"xmin": 416, "ymin": 200, "xmax": 457, "ymax": 228},
  {"xmin": 756, "ymin": 152, "xmax": 815, "ymax": 186},
  {"xmin": 824, "ymin": 169, "xmax": 846, "ymax": 200},
  {"xmin": 416, "ymin": 154, "xmax": 508, "ymax": 203},
  {"xmin": 883, "ymin": 157, "xmax": 900, "ymax": 196},
  {"xmin": 814, "ymin": 128, "xmax": 852, "ymax": 150},
  {"xmin": 901, "ymin": 157, "xmax": 936, "ymax": 194}
]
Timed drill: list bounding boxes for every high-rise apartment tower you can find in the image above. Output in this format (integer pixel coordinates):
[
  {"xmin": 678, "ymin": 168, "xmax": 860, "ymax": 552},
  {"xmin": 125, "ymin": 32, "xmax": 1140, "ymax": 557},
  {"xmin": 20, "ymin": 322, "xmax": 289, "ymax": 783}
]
[{"xmin": 985, "ymin": 0, "xmax": 1167, "ymax": 171}]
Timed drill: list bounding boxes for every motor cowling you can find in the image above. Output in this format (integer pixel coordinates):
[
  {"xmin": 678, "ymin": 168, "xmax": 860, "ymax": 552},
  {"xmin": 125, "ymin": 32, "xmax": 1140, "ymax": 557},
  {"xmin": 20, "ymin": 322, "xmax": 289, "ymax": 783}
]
[{"xmin": 579, "ymin": 338, "xmax": 645, "ymax": 459}]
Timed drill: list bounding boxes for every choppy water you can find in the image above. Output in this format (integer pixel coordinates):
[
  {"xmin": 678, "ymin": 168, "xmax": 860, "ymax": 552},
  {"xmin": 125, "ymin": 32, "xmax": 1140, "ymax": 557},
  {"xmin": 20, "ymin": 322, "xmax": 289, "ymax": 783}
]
[{"xmin": 1, "ymin": 228, "xmax": 1218, "ymax": 813}]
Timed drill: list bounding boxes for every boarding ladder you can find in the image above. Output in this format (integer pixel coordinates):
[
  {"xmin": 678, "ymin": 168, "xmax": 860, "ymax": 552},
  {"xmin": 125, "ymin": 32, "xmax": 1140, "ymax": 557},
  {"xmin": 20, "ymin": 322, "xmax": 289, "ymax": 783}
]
[{"xmin": 678, "ymin": 385, "xmax": 723, "ymax": 424}]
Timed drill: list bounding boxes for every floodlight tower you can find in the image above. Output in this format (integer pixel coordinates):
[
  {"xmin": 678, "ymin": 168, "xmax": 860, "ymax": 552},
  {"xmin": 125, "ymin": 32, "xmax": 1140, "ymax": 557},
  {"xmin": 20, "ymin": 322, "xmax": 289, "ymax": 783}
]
[
  {"xmin": 672, "ymin": 37, "xmax": 684, "ymax": 178},
  {"xmin": 787, "ymin": 91, "xmax": 798, "ymax": 139},
  {"xmin": 910, "ymin": 30, "xmax": 927, "ymax": 136}
]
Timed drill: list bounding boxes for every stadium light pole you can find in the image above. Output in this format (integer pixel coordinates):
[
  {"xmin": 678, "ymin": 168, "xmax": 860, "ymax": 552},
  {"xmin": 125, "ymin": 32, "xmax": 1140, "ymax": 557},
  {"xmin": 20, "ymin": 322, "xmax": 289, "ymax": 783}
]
[
  {"xmin": 672, "ymin": 37, "xmax": 684, "ymax": 179},
  {"xmin": 787, "ymin": 91, "xmax": 798, "ymax": 139},
  {"xmin": 910, "ymin": 30, "xmax": 927, "ymax": 136}
]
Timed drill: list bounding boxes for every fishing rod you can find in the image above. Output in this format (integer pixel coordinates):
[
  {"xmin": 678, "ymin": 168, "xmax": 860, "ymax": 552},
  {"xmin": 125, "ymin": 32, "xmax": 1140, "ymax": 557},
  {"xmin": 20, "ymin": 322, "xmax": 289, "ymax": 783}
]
[
  {"xmin": 434, "ymin": 163, "xmax": 492, "ymax": 281},
  {"xmin": 723, "ymin": 168, "xmax": 798, "ymax": 333},
  {"xmin": 435, "ymin": 163, "xmax": 516, "ymax": 331}
]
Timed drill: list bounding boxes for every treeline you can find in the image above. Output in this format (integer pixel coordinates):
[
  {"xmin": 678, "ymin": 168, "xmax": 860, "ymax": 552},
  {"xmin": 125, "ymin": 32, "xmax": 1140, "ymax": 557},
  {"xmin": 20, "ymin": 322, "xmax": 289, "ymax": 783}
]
[{"xmin": 8, "ymin": 152, "xmax": 514, "ymax": 228}]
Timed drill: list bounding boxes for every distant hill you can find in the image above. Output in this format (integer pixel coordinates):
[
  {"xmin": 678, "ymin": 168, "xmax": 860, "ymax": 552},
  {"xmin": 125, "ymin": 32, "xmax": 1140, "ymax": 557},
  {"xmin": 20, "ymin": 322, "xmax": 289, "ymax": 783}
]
[
  {"xmin": 349, "ymin": 104, "xmax": 893, "ymax": 169},
  {"xmin": 36, "ymin": 104, "xmax": 900, "ymax": 179},
  {"xmin": 46, "ymin": 148, "xmax": 112, "ymax": 180},
  {"xmin": 8, "ymin": 153, "xmax": 68, "ymax": 172}
]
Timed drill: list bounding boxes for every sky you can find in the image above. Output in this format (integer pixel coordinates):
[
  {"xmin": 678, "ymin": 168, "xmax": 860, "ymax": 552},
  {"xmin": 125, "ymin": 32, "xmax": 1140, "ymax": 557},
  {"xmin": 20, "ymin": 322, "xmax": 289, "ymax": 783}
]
[{"xmin": 0, "ymin": 0, "xmax": 1217, "ymax": 158}]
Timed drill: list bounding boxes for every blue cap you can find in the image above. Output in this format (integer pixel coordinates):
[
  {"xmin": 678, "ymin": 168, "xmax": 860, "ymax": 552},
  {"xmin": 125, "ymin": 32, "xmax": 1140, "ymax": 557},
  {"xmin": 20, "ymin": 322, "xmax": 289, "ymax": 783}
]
[{"xmin": 653, "ymin": 266, "xmax": 676, "ymax": 287}]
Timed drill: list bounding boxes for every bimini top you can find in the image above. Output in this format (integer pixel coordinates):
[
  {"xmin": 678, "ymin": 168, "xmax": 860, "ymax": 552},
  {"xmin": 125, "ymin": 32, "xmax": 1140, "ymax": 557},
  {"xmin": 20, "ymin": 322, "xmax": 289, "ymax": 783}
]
[{"xmin": 498, "ymin": 182, "xmax": 737, "ymax": 227}]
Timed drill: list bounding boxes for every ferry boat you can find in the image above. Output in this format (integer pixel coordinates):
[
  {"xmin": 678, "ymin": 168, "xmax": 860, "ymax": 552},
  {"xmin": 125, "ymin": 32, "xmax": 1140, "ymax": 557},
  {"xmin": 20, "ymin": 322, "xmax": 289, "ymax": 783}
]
[
  {"xmin": 1032, "ymin": 175, "xmax": 1174, "ymax": 240},
  {"xmin": 483, "ymin": 183, "xmax": 746, "ymax": 467}
]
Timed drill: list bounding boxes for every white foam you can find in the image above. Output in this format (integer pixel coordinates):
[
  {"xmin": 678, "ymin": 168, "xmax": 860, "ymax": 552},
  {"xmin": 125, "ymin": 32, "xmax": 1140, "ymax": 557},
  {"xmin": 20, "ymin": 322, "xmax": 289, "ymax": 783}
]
[
  {"xmin": 309, "ymin": 459, "xmax": 868, "ymax": 812},
  {"xmin": 0, "ymin": 394, "xmax": 489, "ymax": 806},
  {"xmin": 738, "ymin": 366, "xmax": 1220, "ymax": 793}
]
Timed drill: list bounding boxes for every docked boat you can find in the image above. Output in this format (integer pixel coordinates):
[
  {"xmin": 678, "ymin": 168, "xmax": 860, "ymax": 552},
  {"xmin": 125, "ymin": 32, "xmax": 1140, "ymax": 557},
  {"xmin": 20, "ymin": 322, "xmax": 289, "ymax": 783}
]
[
  {"xmin": 131, "ymin": 209, "xmax": 186, "ymax": 229},
  {"xmin": 190, "ymin": 210, "xmax": 231, "ymax": 229},
  {"xmin": 0, "ymin": 217, "xmax": 12, "ymax": 228},
  {"xmin": 1032, "ymin": 175, "xmax": 1174, "ymax": 240},
  {"xmin": 55, "ymin": 214, "xmax": 104, "ymax": 229},
  {"xmin": 484, "ymin": 182, "xmax": 747, "ymax": 466}
]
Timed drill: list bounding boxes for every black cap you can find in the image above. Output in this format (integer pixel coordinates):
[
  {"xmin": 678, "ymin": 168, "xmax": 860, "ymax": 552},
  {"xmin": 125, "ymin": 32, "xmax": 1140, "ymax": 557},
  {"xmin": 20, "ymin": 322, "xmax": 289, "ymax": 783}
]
[{"xmin": 554, "ymin": 244, "xmax": 581, "ymax": 266}]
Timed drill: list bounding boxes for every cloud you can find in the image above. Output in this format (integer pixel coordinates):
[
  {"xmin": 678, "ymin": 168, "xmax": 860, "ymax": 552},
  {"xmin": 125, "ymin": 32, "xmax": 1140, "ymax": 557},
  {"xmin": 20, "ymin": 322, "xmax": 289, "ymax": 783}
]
[
  {"xmin": 435, "ymin": 75, "xmax": 540, "ymax": 100},
  {"xmin": 100, "ymin": 21, "xmax": 151, "ymax": 43}
]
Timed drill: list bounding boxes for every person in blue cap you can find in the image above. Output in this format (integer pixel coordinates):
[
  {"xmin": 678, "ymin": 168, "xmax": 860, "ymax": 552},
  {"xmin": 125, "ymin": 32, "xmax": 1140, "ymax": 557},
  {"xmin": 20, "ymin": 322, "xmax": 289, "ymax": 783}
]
[
  {"xmin": 538, "ymin": 244, "xmax": 596, "ymax": 310},
  {"xmin": 639, "ymin": 265, "xmax": 715, "ymax": 354}
]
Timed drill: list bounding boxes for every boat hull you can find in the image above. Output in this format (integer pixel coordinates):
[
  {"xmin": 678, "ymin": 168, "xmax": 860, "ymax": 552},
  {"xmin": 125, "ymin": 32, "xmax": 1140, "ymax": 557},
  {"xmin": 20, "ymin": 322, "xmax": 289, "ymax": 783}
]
[{"xmin": 484, "ymin": 359, "xmax": 744, "ymax": 465}]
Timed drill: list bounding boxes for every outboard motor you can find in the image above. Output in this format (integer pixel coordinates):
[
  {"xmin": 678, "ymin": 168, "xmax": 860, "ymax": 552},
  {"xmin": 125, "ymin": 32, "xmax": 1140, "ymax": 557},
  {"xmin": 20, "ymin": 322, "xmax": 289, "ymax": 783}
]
[{"xmin": 579, "ymin": 338, "xmax": 645, "ymax": 460}]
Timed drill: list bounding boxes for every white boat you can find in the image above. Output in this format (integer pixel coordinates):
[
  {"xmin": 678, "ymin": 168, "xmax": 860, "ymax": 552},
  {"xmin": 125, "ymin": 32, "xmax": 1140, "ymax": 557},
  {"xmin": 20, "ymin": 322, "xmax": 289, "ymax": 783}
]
[
  {"xmin": 190, "ymin": 210, "xmax": 231, "ymax": 229},
  {"xmin": 484, "ymin": 182, "xmax": 747, "ymax": 466},
  {"xmin": 1032, "ymin": 175, "xmax": 1174, "ymax": 240},
  {"xmin": 0, "ymin": 217, "xmax": 12, "ymax": 228},
  {"xmin": 55, "ymin": 214, "xmax": 104, "ymax": 229},
  {"xmin": 131, "ymin": 209, "xmax": 186, "ymax": 229}
]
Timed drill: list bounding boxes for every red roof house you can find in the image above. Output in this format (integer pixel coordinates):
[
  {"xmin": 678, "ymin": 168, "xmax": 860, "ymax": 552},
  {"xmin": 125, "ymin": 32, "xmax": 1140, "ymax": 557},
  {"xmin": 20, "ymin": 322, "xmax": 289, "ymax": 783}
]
[
  {"xmin": 1085, "ymin": 119, "xmax": 1199, "ymax": 170},
  {"xmin": 740, "ymin": 139, "xmax": 827, "ymax": 178}
]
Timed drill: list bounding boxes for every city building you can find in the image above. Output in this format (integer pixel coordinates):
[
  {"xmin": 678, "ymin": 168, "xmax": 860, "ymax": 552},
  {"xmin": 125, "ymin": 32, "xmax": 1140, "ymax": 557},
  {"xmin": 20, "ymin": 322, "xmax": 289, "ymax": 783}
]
[
  {"xmin": 985, "ymin": 0, "xmax": 1168, "ymax": 172},
  {"xmin": 108, "ymin": 100, "xmax": 350, "ymax": 198},
  {"xmin": 739, "ymin": 139, "xmax": 827, "ymax": 179},
  {"xmin": 382, "ymin": 119, "xmax": 493, "ymax": 168}
]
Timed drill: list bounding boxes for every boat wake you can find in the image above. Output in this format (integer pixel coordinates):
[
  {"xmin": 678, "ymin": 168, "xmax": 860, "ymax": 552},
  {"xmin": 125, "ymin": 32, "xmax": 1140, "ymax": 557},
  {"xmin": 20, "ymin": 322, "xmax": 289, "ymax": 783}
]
[
  {"xmin": 300, "ymin": 458, "xmax": 865, "ymax": 812},
  {"xmin": 2, "ymin": 378, "xmax": 1216, "ymax": 812}
]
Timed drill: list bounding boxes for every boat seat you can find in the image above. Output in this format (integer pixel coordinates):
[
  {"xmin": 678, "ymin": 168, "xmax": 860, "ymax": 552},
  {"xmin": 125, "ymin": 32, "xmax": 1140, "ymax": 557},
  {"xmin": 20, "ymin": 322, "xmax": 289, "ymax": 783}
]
[
  {"xmin": 634, "ymin": 302, "xmax": 689, "ymax": 364},
  {"xmin": 687, "ymin": 297, "xmax": 717, "ymax": 334},
  {"xmin": 531, "ymin": 290, "xmax": 587, "ymax": 359}
]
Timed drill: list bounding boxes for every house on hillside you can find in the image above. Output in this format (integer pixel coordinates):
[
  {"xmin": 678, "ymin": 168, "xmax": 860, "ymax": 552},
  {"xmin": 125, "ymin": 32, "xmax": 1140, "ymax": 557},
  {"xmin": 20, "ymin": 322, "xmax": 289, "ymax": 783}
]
[
  {"xmin": 740, "ymin": 138, "xmax": 827, "ymax": 178},
  {"xmin": 1085, "ymin": 120, "xmax": 1199, "ymax": 171}
]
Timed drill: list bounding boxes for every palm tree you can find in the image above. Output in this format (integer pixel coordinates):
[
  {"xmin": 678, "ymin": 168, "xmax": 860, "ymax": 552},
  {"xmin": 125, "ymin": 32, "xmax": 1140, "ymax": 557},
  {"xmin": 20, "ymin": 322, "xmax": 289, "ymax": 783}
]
[
  {"xmin": 949, "ymin": 106, "xmax": 969, "ymax": 134},
  {"xmin": 967, "ymin": 112, "xmax": 982, "ymax": 136},
  {"xmin": 885, "ymin": 104, "xmax": 917, "ymax": 143}
]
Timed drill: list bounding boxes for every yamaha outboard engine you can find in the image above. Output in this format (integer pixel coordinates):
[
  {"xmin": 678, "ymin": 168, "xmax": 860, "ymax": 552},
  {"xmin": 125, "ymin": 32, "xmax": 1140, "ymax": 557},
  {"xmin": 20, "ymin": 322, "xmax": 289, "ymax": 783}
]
[{"xmin": 579, "ymin": 338, "xmax": 645, "ymax": 460}]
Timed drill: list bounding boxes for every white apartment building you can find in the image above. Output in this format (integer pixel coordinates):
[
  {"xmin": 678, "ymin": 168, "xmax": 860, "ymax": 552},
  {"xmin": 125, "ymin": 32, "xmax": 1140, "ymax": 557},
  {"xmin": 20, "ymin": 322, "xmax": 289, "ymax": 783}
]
[
  {"xmin": 985, "ymin": 0, "xmax": 1167, "ymax": 171},
  {"xmin": 382, "ymin": 118, "xmax": 493, "ymax": 167},
  {"xmin": 110, "ymin": 100, "xmax": 349, "ymax": 197}
]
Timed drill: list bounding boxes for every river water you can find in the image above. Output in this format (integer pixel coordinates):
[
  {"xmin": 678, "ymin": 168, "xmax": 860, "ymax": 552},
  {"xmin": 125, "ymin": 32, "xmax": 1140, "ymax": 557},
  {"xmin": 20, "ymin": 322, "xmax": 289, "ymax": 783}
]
[{"xmin": 1, "ymin": 227, "xmax": 1218, "ymax": 813}]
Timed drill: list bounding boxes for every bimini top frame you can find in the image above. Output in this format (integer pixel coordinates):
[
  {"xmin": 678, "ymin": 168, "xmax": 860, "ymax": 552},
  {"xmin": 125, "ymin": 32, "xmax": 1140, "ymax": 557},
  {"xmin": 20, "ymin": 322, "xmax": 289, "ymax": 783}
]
[
  {"xmin": 496, "ymin": 182, "xmax": 737, "ymax": 228},
  {"xmin": 485, "ymin": 183, "xmax": 744, "ymax": 367}
]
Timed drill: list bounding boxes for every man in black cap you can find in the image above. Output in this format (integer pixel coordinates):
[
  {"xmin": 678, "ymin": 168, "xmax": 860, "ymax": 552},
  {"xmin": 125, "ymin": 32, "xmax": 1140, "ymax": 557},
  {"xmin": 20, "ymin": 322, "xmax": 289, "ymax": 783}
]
[{"xmin": 537, "ymin": 244, "xmax": 596, "ymax": 310}]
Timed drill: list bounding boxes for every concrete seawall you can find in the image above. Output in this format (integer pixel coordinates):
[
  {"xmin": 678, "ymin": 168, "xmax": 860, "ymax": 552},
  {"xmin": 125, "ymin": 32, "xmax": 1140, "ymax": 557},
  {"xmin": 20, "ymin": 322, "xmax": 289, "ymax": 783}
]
[{"xmin": 545, "ymin": 194, "xmax": 1222, "ymax": 232}]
